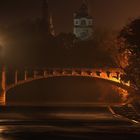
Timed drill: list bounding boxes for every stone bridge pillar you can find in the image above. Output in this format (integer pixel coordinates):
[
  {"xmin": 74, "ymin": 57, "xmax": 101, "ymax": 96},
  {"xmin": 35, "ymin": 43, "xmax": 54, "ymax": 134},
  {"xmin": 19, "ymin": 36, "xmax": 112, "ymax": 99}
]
[
  {"xmin": 15, "ymin": 70, "xmax": 18, "ymax": 84},
  {"xmin": 24, "ymin": 71, "xmax": 28, "ymax": 81},
  {"xmin": 34, "ymin": 71, "xmax": 38, "ymax": 78},
  {"xmin": 44, "ymin": 71, "xmax": 47, "ymax": 77},
  {"xmin": 0, "ymin": 66, "xmax": 6, "ymax": 106}
]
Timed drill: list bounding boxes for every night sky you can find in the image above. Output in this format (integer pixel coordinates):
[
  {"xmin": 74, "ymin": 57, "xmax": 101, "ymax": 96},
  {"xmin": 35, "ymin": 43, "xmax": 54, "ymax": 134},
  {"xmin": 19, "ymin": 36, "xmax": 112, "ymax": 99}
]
[{"xmin": 0, "ymin": 0, "xmax": 140, "ymax": 34}]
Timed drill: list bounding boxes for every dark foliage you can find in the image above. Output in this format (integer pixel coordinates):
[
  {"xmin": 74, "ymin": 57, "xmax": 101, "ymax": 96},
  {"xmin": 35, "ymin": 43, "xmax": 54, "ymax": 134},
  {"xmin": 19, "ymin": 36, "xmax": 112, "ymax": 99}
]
[{"xmin": 119, "ymin": 18, "xmax": 140, "ymax": 92}]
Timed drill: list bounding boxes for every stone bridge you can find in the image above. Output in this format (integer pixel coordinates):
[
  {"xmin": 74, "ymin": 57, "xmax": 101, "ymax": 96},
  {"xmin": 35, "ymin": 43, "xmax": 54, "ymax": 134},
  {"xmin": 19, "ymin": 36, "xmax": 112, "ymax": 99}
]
[{"xmin": 0, "ymin": 67, "xmax": 131, "ymax": 106}]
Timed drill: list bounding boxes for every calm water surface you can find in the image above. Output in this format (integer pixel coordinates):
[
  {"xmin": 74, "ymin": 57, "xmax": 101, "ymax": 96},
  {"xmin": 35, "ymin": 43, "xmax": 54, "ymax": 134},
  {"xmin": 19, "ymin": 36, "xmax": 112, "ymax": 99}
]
[{"xmin": 0, "ymin": 105, "xmax": 140, "ymax": 140}]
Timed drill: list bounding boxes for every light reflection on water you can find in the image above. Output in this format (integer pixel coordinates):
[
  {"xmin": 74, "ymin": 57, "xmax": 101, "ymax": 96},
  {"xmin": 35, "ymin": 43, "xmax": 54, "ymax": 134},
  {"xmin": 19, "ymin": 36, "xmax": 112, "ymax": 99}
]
[
  {"xmin": 0, "ymin": 126, "xmax": 9, "ymax": 140},
  {"xmin": 0, "ymin": 105, "xmax": 139, "ymax": 140},
  {"xmin": 0, "ymin": 119, "xmax": 138, "ymax": 140},
  {"xmin": 0, "ymin": 127, "xmax": 5, "ymax": 133}
]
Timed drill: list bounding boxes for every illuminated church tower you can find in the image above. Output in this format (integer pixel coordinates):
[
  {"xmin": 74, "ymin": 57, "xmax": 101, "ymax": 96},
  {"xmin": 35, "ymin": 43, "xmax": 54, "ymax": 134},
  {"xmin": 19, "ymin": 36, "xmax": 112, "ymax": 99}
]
[
  {"xmin": 41, "ymin": 0, "xmax": 55, "ymax": 36},
  {"xmin": 74, "ymin": 0, "xmax": 93, "ymax": 40}
]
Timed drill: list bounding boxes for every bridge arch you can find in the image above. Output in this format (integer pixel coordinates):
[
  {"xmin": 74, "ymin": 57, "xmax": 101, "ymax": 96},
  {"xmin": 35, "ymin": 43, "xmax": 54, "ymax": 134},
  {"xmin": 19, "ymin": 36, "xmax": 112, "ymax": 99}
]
[
  {"xmin": 6, "ymin": 74, "xmax": 130, "ymax": 92},
  {"xmin": 6, "ymin": 76, "xmax": 128, "ymax": 106},
  {"xmin": 0, "ymin": 68, "xmax": 132, "ymax": 105}
]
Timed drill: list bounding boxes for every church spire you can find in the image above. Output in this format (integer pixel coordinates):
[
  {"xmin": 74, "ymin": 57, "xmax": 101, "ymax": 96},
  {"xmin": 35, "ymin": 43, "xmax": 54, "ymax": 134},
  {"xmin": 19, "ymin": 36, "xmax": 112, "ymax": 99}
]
[
  {"xmin": 50, "ymin": 14, "xmax": 55, "ymax": 36},
  {"xmin": 83, "ymin": 0, "xmax": 88, "ymax": 4},
  {"xmin": 83, "ymin": 0, "xmax": 89, "ymax": 12},
  {"xmin": 41, "ymin": 0, "xmax": 55, "ymax": 36},
  {"xmin": 74, "ymin": 0, "xmax": 93, "ymax": 40},
  {"xmin": 82, "ymin": 0, "xmax": 88, "ymax": 7}
]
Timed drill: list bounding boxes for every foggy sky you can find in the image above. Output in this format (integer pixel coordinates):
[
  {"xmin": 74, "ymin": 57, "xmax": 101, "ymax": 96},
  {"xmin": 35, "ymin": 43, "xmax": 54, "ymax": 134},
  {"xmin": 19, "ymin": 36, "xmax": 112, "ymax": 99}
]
[{"xmin": 0, "ymin": 0, "xmax": 140, "ymax": 34}]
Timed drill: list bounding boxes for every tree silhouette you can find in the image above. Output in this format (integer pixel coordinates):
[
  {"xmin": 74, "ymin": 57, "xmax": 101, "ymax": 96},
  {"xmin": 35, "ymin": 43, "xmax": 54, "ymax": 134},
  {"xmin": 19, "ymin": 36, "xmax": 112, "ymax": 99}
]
[{"xmin": 119, "ymin": 18, "xmax": 140, "ymax": 97}]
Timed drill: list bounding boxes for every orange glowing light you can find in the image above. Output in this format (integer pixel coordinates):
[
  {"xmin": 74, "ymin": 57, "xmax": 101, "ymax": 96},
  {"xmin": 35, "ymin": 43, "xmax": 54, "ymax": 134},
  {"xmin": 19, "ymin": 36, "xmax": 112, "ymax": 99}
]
[{"xmin": 112, "ymin": 86, "xmax": 129, "ymax": 102}]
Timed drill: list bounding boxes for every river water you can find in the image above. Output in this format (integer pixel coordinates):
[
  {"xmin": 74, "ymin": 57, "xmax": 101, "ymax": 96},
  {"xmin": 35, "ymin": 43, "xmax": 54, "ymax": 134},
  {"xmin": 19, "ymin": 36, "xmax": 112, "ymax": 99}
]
[
  {"xmin": 1, "ymin": 78, "xmax": 138, "ymax": 139},
  {"xmin": 0, "ymin": 105, "xmax": 140, "ymax": 140}
]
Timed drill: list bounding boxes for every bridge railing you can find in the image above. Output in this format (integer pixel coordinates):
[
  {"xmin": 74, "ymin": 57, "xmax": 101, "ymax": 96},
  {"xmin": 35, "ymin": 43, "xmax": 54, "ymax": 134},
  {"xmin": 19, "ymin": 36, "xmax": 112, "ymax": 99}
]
[{"xmin": 4, "ymin": 68, "xmax": 125, "ymax": 91}]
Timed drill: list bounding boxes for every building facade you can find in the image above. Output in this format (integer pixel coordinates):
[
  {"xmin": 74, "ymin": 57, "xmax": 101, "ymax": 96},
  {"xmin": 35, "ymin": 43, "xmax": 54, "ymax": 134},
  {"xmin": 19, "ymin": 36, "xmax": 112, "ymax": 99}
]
[{"xmin": 74, "ymin": 1, "xmax": 93, "ymax": 40}]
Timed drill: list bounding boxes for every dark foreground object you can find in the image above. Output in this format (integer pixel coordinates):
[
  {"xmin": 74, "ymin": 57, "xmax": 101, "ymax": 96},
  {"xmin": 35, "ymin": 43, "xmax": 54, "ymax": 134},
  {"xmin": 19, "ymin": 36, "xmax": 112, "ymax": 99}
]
[
  {"xmin": 0, "ymin": 105, "xmax": 140, "ymax": 140},
  {"xmin": 1, "ymin": 128, "xmax": 140, "ymax": 140}
]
